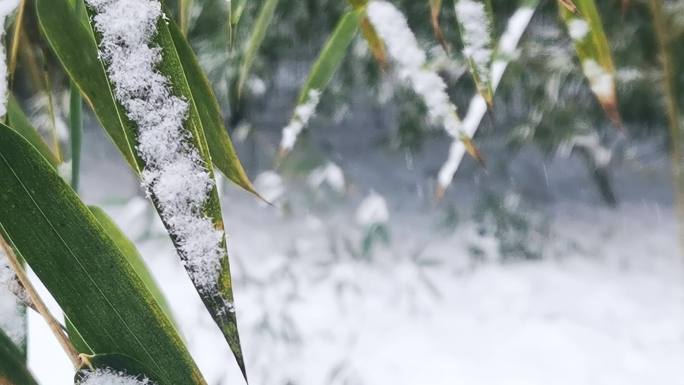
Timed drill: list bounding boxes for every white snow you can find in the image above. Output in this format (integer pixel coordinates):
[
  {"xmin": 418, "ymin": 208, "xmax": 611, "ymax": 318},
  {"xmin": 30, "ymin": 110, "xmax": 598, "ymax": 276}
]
[
  {"xmin": 308, "ymin": 162, "xmax": 346, "ymax": 193},
  {"xmin": 0, "ymin": 248, "xmax": 26, "ymax": 346},
  {"xmin": 438, "ymin": 5, "xmax": 537, "ymax": 189},
  {"xmin": 0, "ymin": 0, "xmax": 19, "ymax": 118},
  {"xmin": 367, "ymin": 1, "xmax": 464, "ymax": 139},
  {"xmin": 254, "ymin": 171, "xmax": 285, "ymax": 204},
  {"xmin": 582, "ymin": 59, "xmax": 614, "ymax": 100},
  {"xmin": 280, "ymin": 89, "xmax": 322, "ymax": 152},
  {"xmin": 454, "ymin": 0, "xmax": 493, "ymax": 89},
  {"xmin": 355, "ymin": 191, "xmax": 389, "ymax": 226},
  {"xmin": 85, "ymin": 0, "xmax": 224, "ymax": 292},
  {"xmin": 78, "ymin": 368, "xmax": 153, "ymax": 385},
  {"xmin": 567, "ymin": 18, "xmax": 590, "ymax": 41}
]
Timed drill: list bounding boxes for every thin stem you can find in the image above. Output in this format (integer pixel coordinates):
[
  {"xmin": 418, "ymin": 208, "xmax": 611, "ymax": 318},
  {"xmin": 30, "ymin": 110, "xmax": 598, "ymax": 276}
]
[
  {"xmin": 649, "ymin": 0, "xmax": 684, "ymax": 256},
  {"xmin": 69, "ymin": 84, "xmax": 82, "ymax": 191},
  {"xmin": 42, "ymin": 68, "xmax": 62, "ymax": 163},
  {"xmin": 0, "ymin": 236, "xmax": 81, "ymax": 368},
  {"xmin": 8, "ymin": 0, "xmax": 25, "ymax": 86}
]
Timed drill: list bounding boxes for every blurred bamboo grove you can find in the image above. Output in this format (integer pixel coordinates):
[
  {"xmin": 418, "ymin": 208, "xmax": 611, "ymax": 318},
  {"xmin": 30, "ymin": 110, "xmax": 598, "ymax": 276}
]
[{"xmin": 1, "ymin": 0, "xmax": 684, "ymax": 384}]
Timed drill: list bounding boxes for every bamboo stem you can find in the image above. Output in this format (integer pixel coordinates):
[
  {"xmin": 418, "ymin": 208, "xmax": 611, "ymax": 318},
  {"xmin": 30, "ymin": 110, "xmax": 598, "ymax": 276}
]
[
  {"xmin": 0, "ymin": 236, "xmax": 81, "ymax": 368},
  {"xmin": 649, "ymin": 0, "xmax": 684, "ymax": 257}
]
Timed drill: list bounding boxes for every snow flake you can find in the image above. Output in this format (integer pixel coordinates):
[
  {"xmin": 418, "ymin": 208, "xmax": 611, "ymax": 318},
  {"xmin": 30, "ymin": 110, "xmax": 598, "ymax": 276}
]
[
  {"xmin": 567, "ymin": 18, "xmax": 590, "ymax": 41},
  {"xmin": 280, "ymin": 89, "xmax": 322, "ymax": 152},
  {"xmin": 86, "ymin": 0, "xmax": 224, "ymax": 292},
  {"xmin": 78, "ymin": 368, "xmax": 154, "ymax": 385},
  {"xmin": 582, "ymin": 59, "xmax": 614, "ymax": 100}
]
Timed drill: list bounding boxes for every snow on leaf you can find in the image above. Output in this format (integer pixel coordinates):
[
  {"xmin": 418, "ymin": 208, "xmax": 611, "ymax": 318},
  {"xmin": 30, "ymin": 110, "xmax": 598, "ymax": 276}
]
[
  {"xmin": 84, "ymin": 0, "xmax": 222, "ymax": 292},
  {"xmin": 0, "ymin": 248, "xmax": 26, "ymax": 347},
  {"xmin": 454, "ymin": 0, "xmax": 494, "ymax": 105},
  {"xmin": 366, "ymin": 1, "xmax": 467, "ymax": 142},
  {"xmin": 280, "ymin": 89, "xmax": 322, "ymax": 153},
  {"xmin": 0, "ymin": 0, "xmax": 19, "ymax": 118},
  {"xmin": 77, "ymin": 368, "xmax": 155, "ymax": 385},
  {"xmin": 356, "ymin": 191, "xmax": 389, "ymax": 226}
]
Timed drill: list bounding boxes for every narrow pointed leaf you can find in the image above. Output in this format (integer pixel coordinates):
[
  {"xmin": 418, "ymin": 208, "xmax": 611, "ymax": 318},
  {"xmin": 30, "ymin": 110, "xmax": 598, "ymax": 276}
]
[
  {"xmin": 75, "ymin": 354, "xmax": 165, "ymax": 385},
  {"xmin": 168, "ymin": 22, "xmax": 260, "ymax": 197},
  {"xmin": 236, "ymin": 0, "xmax": 279, "ymax": 97},
  {"xmin": 454, "ymin": 0, "xmax": 495, "ymax": 106},
  {"xmin": 347, "ymin": 0, "xmax": 387, "ymax": 67},
  {"xmin": 559, "ymin": 0, "xmax": 621, "ymax": 127},
  {"xmin": 6, "ymin": 95, "xmax": 59, "ymax": 168},
  {"xmin": 0, "ymin": 124, "xmax": 206, "ymax": 384},
  {"xmin": 228, "ymin": 0, "xmax": 248, "ymax": 48},
  {"xmin": 0, "ymin": 329, "xmax": 38, "ymax": 385},
  {"xmin": 429, "ymin": 0, "xmax": 450, "ymax": 52},
  {"xmin": 88, "ymin": 206, "xmax": 175, "ymax": 322}
]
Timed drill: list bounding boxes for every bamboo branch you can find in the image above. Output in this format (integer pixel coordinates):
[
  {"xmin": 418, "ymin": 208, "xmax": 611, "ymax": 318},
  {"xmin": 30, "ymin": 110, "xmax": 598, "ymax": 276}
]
[{"xmin": 0, "ymin": 235, "xmax": 81, "ymax": 368}]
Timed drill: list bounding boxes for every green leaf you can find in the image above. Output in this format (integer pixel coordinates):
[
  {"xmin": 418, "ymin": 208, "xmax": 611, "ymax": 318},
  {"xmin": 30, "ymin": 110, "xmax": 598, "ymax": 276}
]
[
  {"xmin": 75, "ymin": 354, "xmax": 165, "ymax": 385},
  {"xmin": 6, "ymin": 95, "xmax": 59, "ymax": 168},
  {"xmin": 36, "ymin": 0, "xmax": 142, "ymax": 172},
  {"xmin": 0, "ymin": 328, "xmax": 38, "ymax": 385},
  {"xmin": 295, "ymin": 9, "xmax": 362, "ymax": 105},
  {"xmin": 168, "ymin": 22, "xmax": 260, "ymax": 197},
  {"xmin": 236, "ymin": 0, "xmax": 279, "ymax": 97},
  {"xmin": 0, "ymin": 124, "xmax": 206, "ymax": 385},
  {"xmin": 228, "ymin": 0, "xmax": 248, "ymax": 48},
  {"xmin": 559, "ymin": 0, "xmax": 621, "ymax": 126}
]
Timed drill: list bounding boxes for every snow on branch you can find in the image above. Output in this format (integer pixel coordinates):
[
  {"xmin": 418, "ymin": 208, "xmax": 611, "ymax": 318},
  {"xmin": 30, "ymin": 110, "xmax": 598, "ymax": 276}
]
[
  {"xmin": 454, "ymin": 0, "xmax": 493, "ymax": 102},
  {"xmin": 0, "ymin": 0, "xmax": 19, "ymax": 118},
  {"xmin": 280, "ymin": 89, "xmax": 322, "ymax": 153},
  {"xmin": 78, "ymin": 368, "xmax": 155, "ymax": 385},
  {"xmin": 86, "ymin": 0, "xmax": 224, "ymax": 292},
  {"xmin": 438, "ymin": 4, "xmax": 537, "ymax": 191},
  {"xmin": 366, "ymin": 0, "xmax": 465, "ymax": 140}
]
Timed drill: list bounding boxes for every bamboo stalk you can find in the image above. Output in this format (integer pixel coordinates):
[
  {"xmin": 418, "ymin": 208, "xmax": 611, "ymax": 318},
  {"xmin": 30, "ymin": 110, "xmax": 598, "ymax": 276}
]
[{"xmin": 0, "ymin": 236, "xmax": 81, "ymax": 368}]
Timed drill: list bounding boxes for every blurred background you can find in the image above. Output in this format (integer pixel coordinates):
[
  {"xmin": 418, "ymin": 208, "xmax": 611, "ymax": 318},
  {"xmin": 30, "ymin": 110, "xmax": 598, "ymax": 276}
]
[{"xmin": 7, "ymin": 0, "xmax": 684, "ymax": 383}]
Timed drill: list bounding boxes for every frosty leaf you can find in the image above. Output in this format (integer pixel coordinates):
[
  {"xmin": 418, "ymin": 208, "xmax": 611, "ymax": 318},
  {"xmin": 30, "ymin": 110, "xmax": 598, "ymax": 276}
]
[
  {"xmin": 279, "ymin": 8, "xmax": 363, "ymax": 156},
  {"xmin": 237, "ymin": 0, "xmax": 280, "ymax": 97},
  {"xmin": 0, "ymin": 124, "xmax": 206, "ymax": 384},
  {"xmin": 559, "ymin": 0, "xmax": 621, "ymax": 127},
  {"xmin": 0, "ymin": 328, "xmax": 37, "ymax": 385},
  {"xmin": 75, "ymin": 354, "xmax": 165, "ymax": 385},
  {"xmin": 454, "ymin": 0, "xmax": 495, "ymax": 106}
]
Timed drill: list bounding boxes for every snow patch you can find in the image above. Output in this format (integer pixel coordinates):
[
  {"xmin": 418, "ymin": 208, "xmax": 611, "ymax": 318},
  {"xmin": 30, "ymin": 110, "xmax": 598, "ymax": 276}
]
[
  {"xmin": 582, "ymin": 59, "xmax": 614, "ymax": 100},
  {"xmin": 308, "ymin": 162, "xmax": 345, "ymax": 193},
  {"xmin": 356, "ymin": 191, "xmax": 389, "ymax": 226},
  {"xmin": 0, "ymin": 249, "xmax": 26, "ymax": 346},
  {"xmin": 0, "ymin": 0, "xmax": 19, "ymax": 117},
  {"xmin": 78, "ymin": 368, "xmax": 154, "ymax": 385},
  {"xmin": 86, "ymin": 0, "xmax": 224, "ymax": 292},
  {"xmin": 367, "ymin": 1, "xmax": 464, "ymax": 138},
  {"xmin": 567, "ymin": 18, "xmax": 590, "ymax": 41}
]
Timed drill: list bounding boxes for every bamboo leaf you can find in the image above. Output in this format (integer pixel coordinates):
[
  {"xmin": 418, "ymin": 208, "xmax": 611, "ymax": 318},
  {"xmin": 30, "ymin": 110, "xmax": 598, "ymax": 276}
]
[
  {"xmin": 6, "ymin": 95, "xmax": 59, "ymax": 168},
  {"xmin": 559, "ymin": 0, "xmax": 622, "ymax": 127},
  {"xmin": 168, "ymin": 22, "xmax": 260, "ymax": 197},
  {"xmin": 88, "ymin": 206, "xmax": 175, "ymax": 323},
  {"xmin": 429, "ymin": 0, "xmax": 450, "ymax": 52},
  {"xmin": 347, "ymin": 0, "xmax": 387, "ymax": 67},
  {"xmin": 0, "ymin": 124, "xmax": 206, "ymax": 384},
  {"xmin": 228, "ymin": 0, "xmax": 248, "ymax": 48},
  {"xmin": 75, "ymin": 354, "xmax": 165, "ymax": 385},
  {"xmin": 0, "ymin": 328, "xmax": 38, "ymax": 385},
  {"xmin": 454, "ymin": 0, "xmax": 495, "ymax": 107},
  {"xmin": 236, "ymin": 0, "xmax": 279, "ymax": 97}
]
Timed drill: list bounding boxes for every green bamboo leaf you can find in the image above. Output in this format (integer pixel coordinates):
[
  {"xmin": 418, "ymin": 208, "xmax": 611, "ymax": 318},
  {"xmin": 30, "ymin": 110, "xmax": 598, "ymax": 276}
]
[
  {"xmin": 278, "ymin": 9, "xmax": 362, "ymax": 156},
  {"xmin": 0, "ymin": 124, "xmax": 206, "ymax": 385},
  {"xmin": 6, "ymin": 95, "xmax": 59, "ymax": 168},
  {"xmin": 559, "ymin": 0, "xmax": 621, "ymax": 127},
  {"xmin": 88, "ymin": 206, "xmax": 175, "ymax": 322},
  {"xmin": 0, "ymin": 328, "xmax": 38, "ymax": 385},
  {"xmin": 454, "ymin": 0, "xmax": 495, "ymax": 107},
  {"xmin": 75, "ymin": 354, "xmax": 165, "ymax": 385},
  {"xmin": 236, "ymin": 0, "xmax": 279, "ymax": 97},
  {"xmin": 36, "ymin": 0, "xmax": 142, "ymax": 172},
  {"xmin": 168, "ymin": 22, "xmax": 260, "ymax": 197},
  {"xmin": 228, "ymin": 0, "xmax": 248, "ymax": 48}
]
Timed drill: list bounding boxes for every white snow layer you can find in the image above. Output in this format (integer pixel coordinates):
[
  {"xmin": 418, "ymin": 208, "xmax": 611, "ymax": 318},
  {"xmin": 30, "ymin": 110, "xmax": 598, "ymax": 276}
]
[
  {"xmin": 0, "ymin": 0, "xmax": 19, "ymax": 117},
  {"xmin": 0, "ymin": 248, "xmax": 26, "ymax": 346},
  {"xmin": 78, "ymin": 369, "xmax": 153, "ymax": 385},
  {"xmin": 366, "ymin": 1, "xmax": 464, "ymax": 139},
  {"xmin": 85, "ymin": 0, "xmax": 224, "ymax": 292},
  {"xmin": 356, "ymin": 191, "xmax": 389, "ymax": 226},
  {"xmin": 567, "ymin": 18, "xmax": 590, "ymax": 41},
  {"xmin": 454, "ymin": 0, "xmax": 493, "ymax": 87},
  {"xmin": 582, "ymin": 59, "xmax": 614, "ymax": 100},
  {"xmin": 439, "ymin": 5, "xmax": 536, "ymax": 189},
  {"xmin": 280, "ymin": 89, "xmax": 322, "ymax": 152}
]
